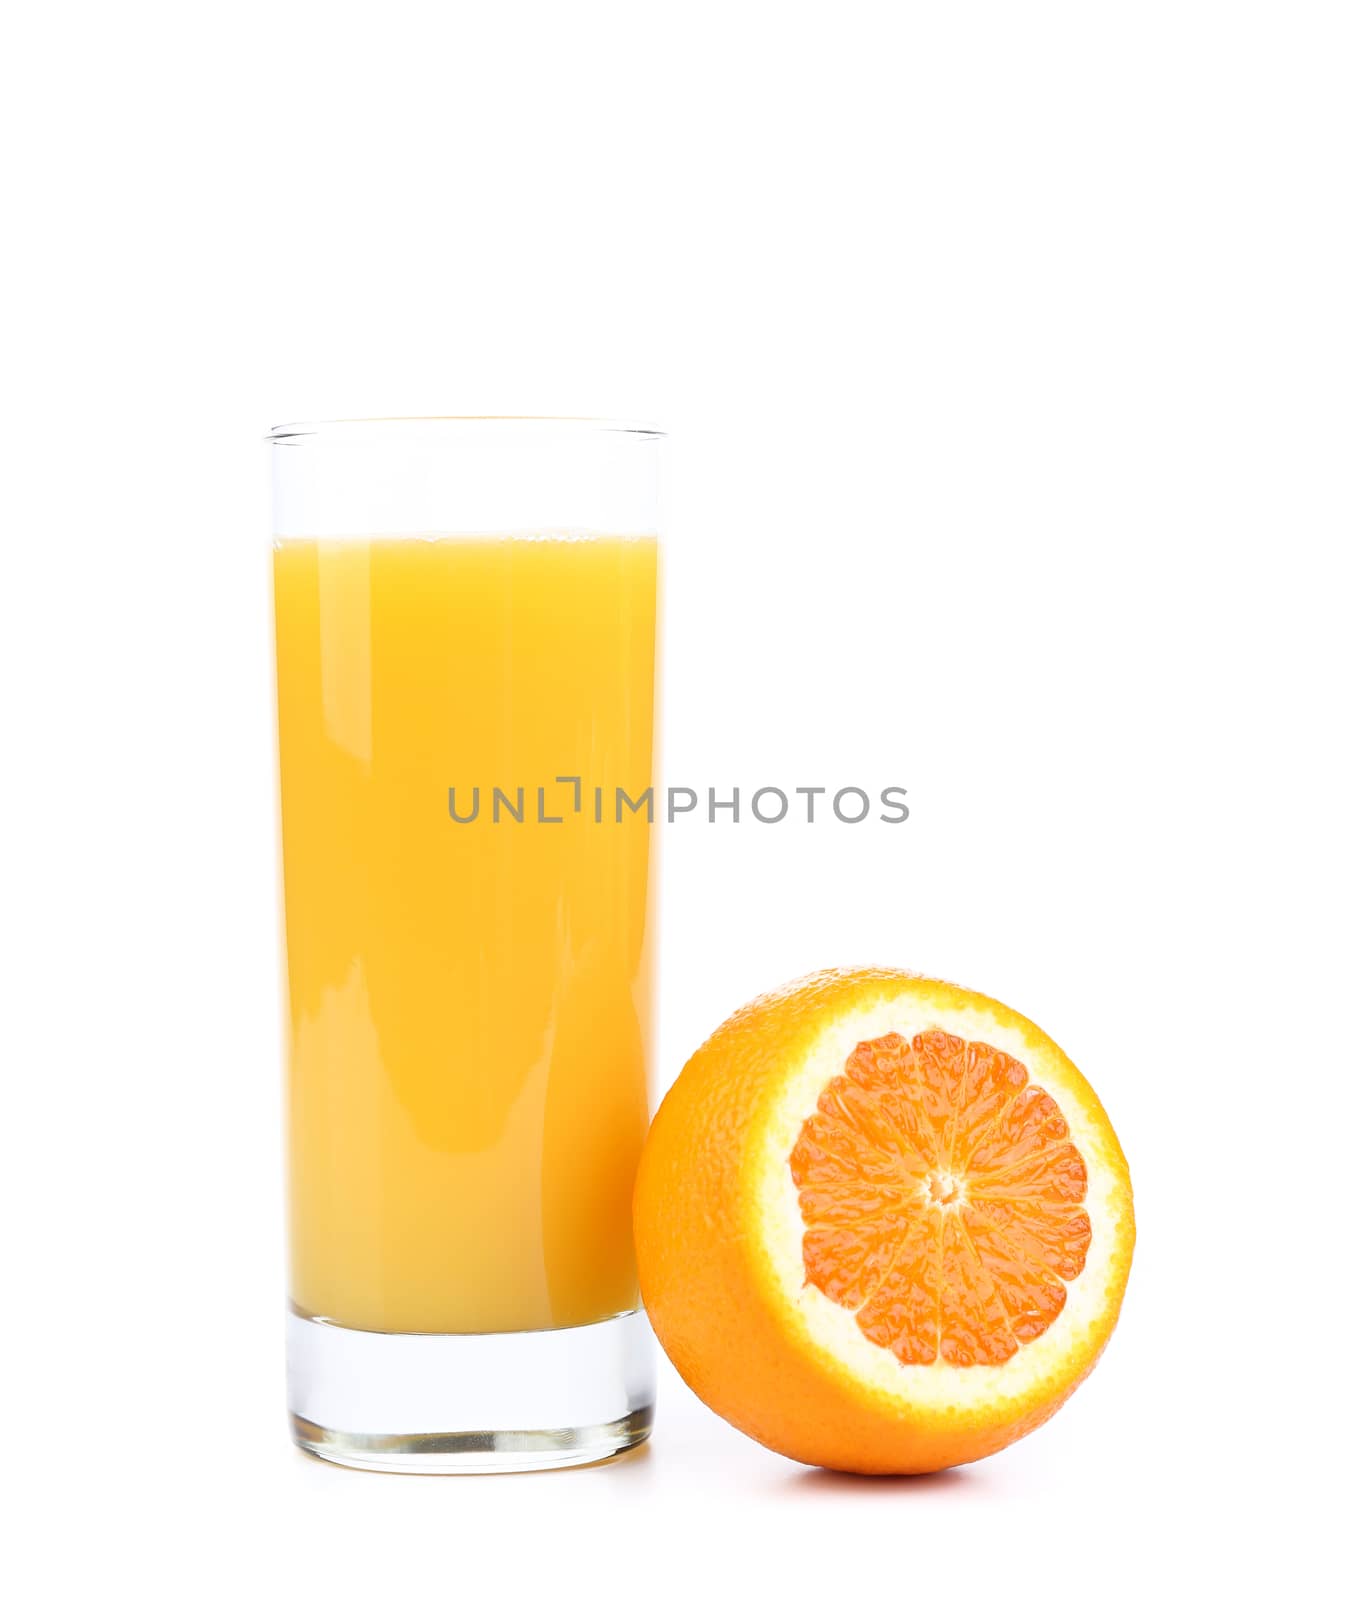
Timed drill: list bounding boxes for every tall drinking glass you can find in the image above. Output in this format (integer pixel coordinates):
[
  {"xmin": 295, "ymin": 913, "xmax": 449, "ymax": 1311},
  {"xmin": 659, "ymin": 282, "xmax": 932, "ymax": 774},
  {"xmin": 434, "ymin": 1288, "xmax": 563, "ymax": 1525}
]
[{"xmin": 270, "ymin": 419, "xmax": 660, "ymax": 1472}]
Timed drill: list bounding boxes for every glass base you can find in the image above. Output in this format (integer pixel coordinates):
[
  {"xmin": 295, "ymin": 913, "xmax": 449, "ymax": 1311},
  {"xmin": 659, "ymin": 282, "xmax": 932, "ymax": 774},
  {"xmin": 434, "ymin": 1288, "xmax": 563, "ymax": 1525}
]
[{"xmin": 287, "ymin": 1308, "xmax": 654, "ymax": 1474}]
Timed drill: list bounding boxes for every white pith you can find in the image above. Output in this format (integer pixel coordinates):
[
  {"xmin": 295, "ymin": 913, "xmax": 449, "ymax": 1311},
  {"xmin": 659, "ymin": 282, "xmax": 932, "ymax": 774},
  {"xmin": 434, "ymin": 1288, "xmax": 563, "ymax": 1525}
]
[{"xmin": 752, "ymin": 991, "xmax": 1131, "ymax": 1415}]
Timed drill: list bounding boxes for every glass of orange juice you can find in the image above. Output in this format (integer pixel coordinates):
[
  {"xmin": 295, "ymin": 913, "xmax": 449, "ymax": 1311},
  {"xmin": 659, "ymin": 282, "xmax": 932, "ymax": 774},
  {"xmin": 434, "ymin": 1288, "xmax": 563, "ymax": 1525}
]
[{"xmin": 270, "ymin": 419, "xmax": 660, "ymax": 1472}]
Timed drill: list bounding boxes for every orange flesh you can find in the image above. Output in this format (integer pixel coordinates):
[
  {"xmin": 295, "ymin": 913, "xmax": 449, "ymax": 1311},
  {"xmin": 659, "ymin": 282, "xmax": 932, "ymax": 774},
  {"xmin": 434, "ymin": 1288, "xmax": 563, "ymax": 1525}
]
[{"xmin": 789, "ymin": 1031, "xmax": 1091, "ymax": 1367}]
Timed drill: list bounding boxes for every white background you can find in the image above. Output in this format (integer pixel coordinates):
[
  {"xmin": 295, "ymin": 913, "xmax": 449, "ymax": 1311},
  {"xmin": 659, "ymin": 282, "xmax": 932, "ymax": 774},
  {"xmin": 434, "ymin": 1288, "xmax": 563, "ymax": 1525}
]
[{"xmin": 4, "ymin": 2, "xmax": 1346, "ymax": 1594}]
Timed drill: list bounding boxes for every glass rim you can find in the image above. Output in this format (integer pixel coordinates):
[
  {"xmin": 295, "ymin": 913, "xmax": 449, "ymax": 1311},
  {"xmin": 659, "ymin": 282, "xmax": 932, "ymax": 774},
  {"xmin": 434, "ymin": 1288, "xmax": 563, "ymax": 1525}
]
[{"xmin": 267, "ymin": 416, "xmax": 664, "ymax": 445}]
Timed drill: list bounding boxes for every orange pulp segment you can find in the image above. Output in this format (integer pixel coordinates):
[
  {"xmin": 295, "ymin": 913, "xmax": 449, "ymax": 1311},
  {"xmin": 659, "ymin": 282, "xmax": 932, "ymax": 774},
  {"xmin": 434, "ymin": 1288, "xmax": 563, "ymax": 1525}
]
[{"xmin": 790, "ymin": 1030, "xmax": 1092, "ymax": 1367}]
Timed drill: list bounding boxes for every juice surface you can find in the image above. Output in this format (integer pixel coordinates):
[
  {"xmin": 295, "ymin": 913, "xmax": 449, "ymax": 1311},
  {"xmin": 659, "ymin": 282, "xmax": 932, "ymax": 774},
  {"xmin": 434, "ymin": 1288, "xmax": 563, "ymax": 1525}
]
[{"xmin": 273, "ymin": 536, "xmax": 658, "ymax": 1333}]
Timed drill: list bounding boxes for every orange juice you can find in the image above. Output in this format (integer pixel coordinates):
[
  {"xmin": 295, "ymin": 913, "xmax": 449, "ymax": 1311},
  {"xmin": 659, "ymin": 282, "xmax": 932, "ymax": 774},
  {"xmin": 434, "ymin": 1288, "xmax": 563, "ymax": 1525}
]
[{"xmin": 273, "ymin": 535, "xmax": 658, "ymax": 1334}]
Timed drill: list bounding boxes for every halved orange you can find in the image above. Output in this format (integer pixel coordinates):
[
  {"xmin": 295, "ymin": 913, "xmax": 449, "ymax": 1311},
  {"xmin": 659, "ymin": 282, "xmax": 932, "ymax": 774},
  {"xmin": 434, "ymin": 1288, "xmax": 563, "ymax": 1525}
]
[{"xmin": 634, "ymin": 968, "xmax": 1134, "ymax": 1473}]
